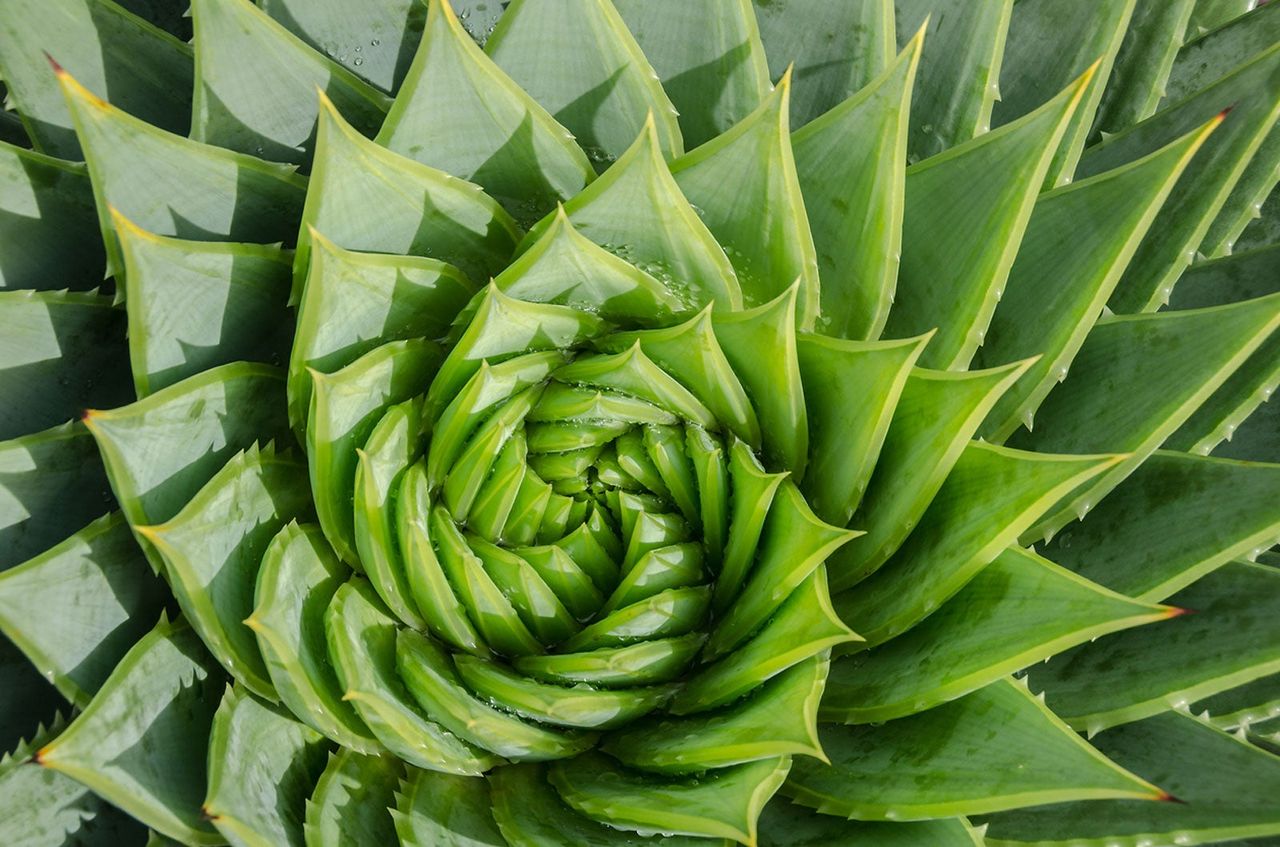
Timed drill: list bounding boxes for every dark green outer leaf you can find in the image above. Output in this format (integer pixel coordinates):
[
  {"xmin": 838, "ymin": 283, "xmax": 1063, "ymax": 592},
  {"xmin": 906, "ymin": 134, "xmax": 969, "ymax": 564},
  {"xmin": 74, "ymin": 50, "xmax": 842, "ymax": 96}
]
[
  {"xmin": 1028, "ymin": 561, "xmax": 1280, "ymax": 733},
  {"xmin": 1041, "ymin": 451, "xmax": 1280, "ymax": 601},
  {"xmin": 0, "ymin": 0, "xmax": 192, "ymax": 158},
  {"xmin": 786, "ymin": 678, "xmax": 1161, "ymax": 820},
  {"xmin": 0, "ymin": 290, "xmax": 131, "ymax": 442},
  {"xmin": 189, "ymin": 0, "xmax": 391, "ymax": 167},
  {"xmin": 823, "ymin": 545, "xmax": 1171, "ymax": 724},
  {"xmin": 0, "ymin": 420, "xmax": 112, "ymax": 571},
  {"xmin": 980, "ymin": 711, "xmax": 1280, "ymax": 846},
  {"xmin": 0, "ymin": 141, "xmax": 104, "ymax": 291},
  {"xmin": 895, "ymin": 0, "xmax": 1013, "ymax": 162},
  {"xmin": 259, "ymin": 0, "xmax": 426, "ymax": 93},
  {"xmin": 57, "ymin": 67, "xmax": 306, "ymax": 281},
  {"xmin": 1078, "ymin": 40, "xmax": 1280, "ymax": 313},
  {"xmin": 1014, "ymin": 293, "xmax": 1280, "ymax": 542},
  {"xmin": 994, "ymin": 0, "xmax": 1136, "ymax": 187},
  {"xmin": 0, "ymin": 512, "xmax": 167, "ymax": 708},
  {"xmin": 754, "ymin": 0, "xmax": 896, "ymax": 129},
  {"xmin": 1091, "ymin": 0, "xmax": 1197, "ymax": 140},
  {"xmin": 615, "ymin": 0, "xmax": 771, "ymax": 148},
  {"xmin": 37, "ymin": 617, "xmax": 226, "ymax": 845}
]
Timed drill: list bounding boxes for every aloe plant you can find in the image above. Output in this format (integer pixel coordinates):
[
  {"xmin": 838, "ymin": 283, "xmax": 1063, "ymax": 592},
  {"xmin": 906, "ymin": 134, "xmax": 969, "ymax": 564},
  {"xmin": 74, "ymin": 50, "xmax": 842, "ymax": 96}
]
[{"xmin": 1, "ymin": 0, "xmax": 1279, "ymax": 845}]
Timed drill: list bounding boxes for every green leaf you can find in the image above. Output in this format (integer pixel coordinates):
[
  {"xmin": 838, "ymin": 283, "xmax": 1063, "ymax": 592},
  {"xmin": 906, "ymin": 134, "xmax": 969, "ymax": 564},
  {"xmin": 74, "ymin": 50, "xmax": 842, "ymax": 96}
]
[
  {"xmin": 354, "ymin": 399, "xmax": 428, "ymax": 628},
  {"xmin": 114, "ymin": 213, "xmax": 293, "ymax": 397},
  {"xmin": 994, "ymin": 0, "xmax": 1136, "ymax": 186},
  {"xmin": 307, "ymin": 339, "xmax": 442, "ymax": 566},
  {"xmin": 1028, "ymin": 561, "xmax": 1280, "ymax": 733},
  {"xmin": 56, "ymin": 67, "xmax": 307, "ymax": 281},
  {"xmin": 672, "ymin": 567, "xmax": 859, "ymax": 714},
  {"xmin": 797, "ymin": 332, "xmax": 926, "ymax": 525},
  {"xmin": 1042, "ymin": 451, "xmax": 1280, "ymax": 601},
  {"xmin": 289, "ymin": 231, "xmax": 473, "ymax": 435},
  {"xmin": 0, "ymin": 420, "xmax": 112, "ymax": 571},
  {"xmin": 514, "ymin": 634, "xmax": 704, "ymax": 688},
  {"xmin": 378, "ymin": 0, "xmax": 594, "ymax": 225},
  {"xmin": 1191, "ymin": 674, "xmax": 1280, "ymax": 730},
  {"xmin": 38, "ymin": 618, "xmax": 225, "ymax": 846},
  {"xmin": 671, "ymin": 76, "xmax": 821, "ymax": 328},
  {"xmin": 0, "ymin": 141, "xmax": 104, "ymax": 291},
  {"xmin": 294, "ymin": 93, "xmax": 519, "ymax": 301},
  {"xmin": 791, "ymin": 32, "xmax": 920, "ymax": 341},
  {"xmin": 602, "ymin": 653, "xmax": 829, "ymax": 773},
  {"xmin": 397, "ymin": 462, "xmax": 488, "ymax": 653},
  {"xmin": 785, "ymin": 678, "xmax": 1161, "ymax": 820},
  {"xmin": 83, "ymin": 363, "xmax": 290, "ymax": 551},
  {"xmin": 549, "ymin": 751, "xmax": 790, "ymax": 844},
  {"xmin": 598, "ymin": 310, "xmax": 759, "ymax": 446},
  {"xmin": 495, "ymin": 207, "xmax": 686, "ymax": 327},
  {"xmin": 1012, "ymin": 293, "xmax": 1280, "ymax": 542},
  {"xmin": 454, "ymin": 654, "xmax": 671, "ymax": 730},
  {"xmin": 1213, "ymin": 391, "xmax": 1280, "ymax": 464},
  {"xmin": 980, "ymin": 711, "xmax": 1280, "ymax": 846},
  {"xmin": 835, "ymin": 443, "xmax": 1120, "ymax": 648},
  {"xmin": 1167, "ymin": 4, "xmax": 1280, "ymax": 257},
  {"xmin": 324, "ymin": 578, "xmax": 498, "ymax": 774},
  {"xmin": 757, "ymin": 805, "xmax": 984, "ymax": 847},
  {"xmin": 0, "ymin": 714, "xmax": 149, "ymax": 847},
  {"xmin": 614, "ymin": 0, "xmax": 770, "ymax": 148},
  {"xmin": 1091, "ymin": 0, "xmax": 1196, "ymax": 139},
  {"xmin": 248, "ymin": 522, "xmax": 380, "ymax": 753},
  {"xmin": 711, "ymin": 287, "xmax": 806, "ymax": 474},
  {"xmin": 0, "ymin": 290, "xmax": 131, "ymax": 441},
  {"xmin": 393, "ymin": 765, "xmax": 505, "ymax": 847},
  {"xmin": 1235, "ymin": 172, "xmax": 1280, "ymax": 253},
  {"xmin": 259, "ymin": 0, "xmax": 425, "ymax": 93},
  {"xmin": 304, "ymin": 748, "xmax": 403, "ymax": 847},
  {"xmin": 490, "ymin": 763, "xmax": 727, "ymax": 847},
  {"xmin": 1078, "ymin": 41, "xmax": 1280, "ymax": 313},
  {"xmin": 883, "ymin": 68, "xmax": 1091, "ymax": 369},
  {"xmin": 752, "ymin": 0, "xmax": 897, "ymax": 128},
  {"xmin": 831, "ymin": 360, "xmax": 1031, "ymax": 591},
  {"xmin": 0, "ymin": 512, "xmax": 167, "ymax": 708},
  {"xmin": 485, "ymin": 0, "xmax": 683, "ymax": 167},
  {"xmin": 0, "ymin": 0, "xmax": 192, "ymax": 158},
  {"xmin": 518, "ymin": 119, "xmax": 742, "ymax": 313},
  {"xmin": 0, "ymin": 636, "xmax": 60, "ymax": 752},
  {"xmin": 191, "ymin": 0, "xmax": 389, "ymax": 167},
  {"xmin": 894, "ymin": 0, "xmax": 1014, "ymax": 162},
  {"xmin": 823, "ymin": 546, "xmax": 1171, "ymax": 723},
  {"xmin": 397, "ymin": 628, "xmax": 596, "ymax": 761},
  {"xmin": 1164, "ymin": 245, "xmax": 1280, "ymax": 453},
  {"xmin": 552, "ymin": 345, "xmax": 716, "ymax": 429},
  {"xmin": 143, "ymin": 445, "xmax": 313, "ymax": 702},
  {"xmin": 1186, "ymin": 0, "xmax": 1256, "ymax": 36},
  {"xmin": 977, "ymin": 117, "xmax": 1219, "ymax": 441},
  {"xmin": 205, "ymin": 686, "xmax": 331, "ymax": 847},
  {"xmin": 426, "ymin": 287, "xmax": 600, "ymax": 426},
  {"xmin": 705, "ymin": 481, "xmax": 857, "ymax": 660}
]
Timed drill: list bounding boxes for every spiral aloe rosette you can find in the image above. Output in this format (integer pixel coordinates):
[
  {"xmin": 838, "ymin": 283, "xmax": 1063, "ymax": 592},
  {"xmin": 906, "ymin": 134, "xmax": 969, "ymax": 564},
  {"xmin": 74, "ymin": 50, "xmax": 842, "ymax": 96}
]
[{"xmin": 3, "ymin": 0, "xmax": 1280, "ymax": 845}]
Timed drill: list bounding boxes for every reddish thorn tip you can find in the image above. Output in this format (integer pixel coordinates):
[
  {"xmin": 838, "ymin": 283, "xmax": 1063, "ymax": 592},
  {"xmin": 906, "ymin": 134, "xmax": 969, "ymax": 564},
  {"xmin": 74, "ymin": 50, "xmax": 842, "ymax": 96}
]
[
  {"xmin": 1217, "ymin": 104, "xmax": 1236, "ymax": 120},
  {"xmin": 43, "ymin": 52, "xmax": 64, "ymax": 74},
  {"xmin": 1157, "ymin": 791, "xmax": 1186, "ymax": 804},
  {"xmin": 1165, "ymin": 606, "xmax": 1195, "ymax": 618}
]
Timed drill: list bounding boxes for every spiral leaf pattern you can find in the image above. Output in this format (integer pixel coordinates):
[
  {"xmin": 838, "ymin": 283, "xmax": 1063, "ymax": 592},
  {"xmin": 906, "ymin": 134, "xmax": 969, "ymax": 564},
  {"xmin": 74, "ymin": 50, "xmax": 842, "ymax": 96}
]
[{"xmin": 2, "ymin": 0, "xmax": 1280, "ymax": 846}]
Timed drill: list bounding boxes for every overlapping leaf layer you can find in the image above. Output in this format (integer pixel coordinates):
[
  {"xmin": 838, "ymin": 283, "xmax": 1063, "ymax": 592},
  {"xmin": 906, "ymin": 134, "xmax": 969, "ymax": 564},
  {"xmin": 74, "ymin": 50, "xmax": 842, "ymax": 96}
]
[{"xmin": 1, "ymin": 1, "xmax": 1279, "ymax": 845}]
